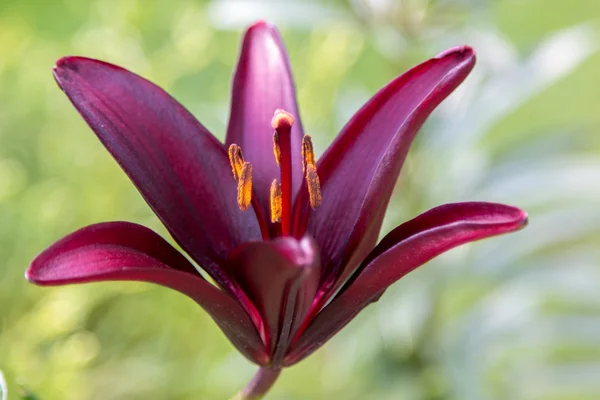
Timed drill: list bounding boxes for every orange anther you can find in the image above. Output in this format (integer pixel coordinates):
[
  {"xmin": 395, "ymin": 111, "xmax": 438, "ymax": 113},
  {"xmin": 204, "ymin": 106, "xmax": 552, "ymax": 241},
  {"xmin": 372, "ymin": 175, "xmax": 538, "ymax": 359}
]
[
  {"xmin": 229, "ymin": 144, "xmax": 252, "ymax": 211},
  {"xmin": 305, "ymin": 164, "xmax": 322, "ymax": 209},
  {"xmin": 237, "ymin": 162, "xmax": 253, "ymax": 211},
  {"xmin": 301, "ymin": 134, "xmax": 316, "ymax": 174},
  {"xmin": 272, "ymin": 132, "xmax": 281, "ymax": 167},
  {"xmin": 228, "ymin": 144, "xmax": 245, "ymax": 181},
  {"xmin": 270, "ymin": 179, "xmax": 283, "ymax": 223}
]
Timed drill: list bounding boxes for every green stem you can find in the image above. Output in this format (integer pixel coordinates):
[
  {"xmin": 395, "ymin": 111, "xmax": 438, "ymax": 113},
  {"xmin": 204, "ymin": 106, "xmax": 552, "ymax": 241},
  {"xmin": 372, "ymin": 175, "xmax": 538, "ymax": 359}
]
[{"xmin": 230, "ymin": 367, "xmax": 281, "ymax": 400}]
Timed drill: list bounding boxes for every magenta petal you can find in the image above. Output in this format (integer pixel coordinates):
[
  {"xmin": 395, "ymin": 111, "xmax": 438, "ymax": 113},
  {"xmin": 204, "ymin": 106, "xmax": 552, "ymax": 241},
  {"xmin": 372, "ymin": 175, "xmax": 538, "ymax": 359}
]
[
  {"xmin": 26, "ymin": 222, "xmax": 268, "ymax": 365},
  {"xmin": 286, "ymin": 202, "xmax": 527, "ymax": 365},
  {"xmin": 52, "ymin": 57, "xmax": 262, "ymax": 290},
  {"xmin": 226, "ymin": 21, "xmax": 305, "ymax": 226},
  {"xmin": 226, "ymin": 236, "xmax": 320, "ymax": 365},
  {"xmin": 300, "ymin": 46, "xmax": 477, "ymax": 309}
]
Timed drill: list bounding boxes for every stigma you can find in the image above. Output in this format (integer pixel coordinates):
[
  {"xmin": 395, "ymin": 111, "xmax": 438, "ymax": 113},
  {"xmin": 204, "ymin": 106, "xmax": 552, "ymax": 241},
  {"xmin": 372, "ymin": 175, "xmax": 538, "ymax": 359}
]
[{"xmin": 272, "ymin": 109, "xmax": 294, "ymax": 129}]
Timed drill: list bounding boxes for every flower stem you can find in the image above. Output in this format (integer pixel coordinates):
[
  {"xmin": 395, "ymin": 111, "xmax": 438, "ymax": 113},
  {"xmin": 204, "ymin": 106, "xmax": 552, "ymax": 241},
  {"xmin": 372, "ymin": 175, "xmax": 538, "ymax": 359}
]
[{"xmin": 230, "ymin": 367, "xmax": 281, "ymax": 400}]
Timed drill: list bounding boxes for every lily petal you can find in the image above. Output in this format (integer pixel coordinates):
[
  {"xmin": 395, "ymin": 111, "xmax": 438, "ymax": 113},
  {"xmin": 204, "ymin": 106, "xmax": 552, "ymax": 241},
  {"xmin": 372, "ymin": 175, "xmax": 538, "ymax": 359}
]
[
  {"xmin": 226, "ymin": 236, "xmax": 320, "ymax": 365},
  {"xmin": 226, "ymin": 21, "xmax": 305, "ymax": 227},
  {"xmin": 26, "ymin": 222, "xmax": 268, "ymax": 365},
  {"xmin": 299, "ymin": 46, "xmax": 476, "ymax": 310},
  {"xmin": 286, "ymin": 202, "xmax": 527, "ymax": 365},
  {"xmin": 53, "ymin": 57, "xmax": 262, "ymax": 290}
]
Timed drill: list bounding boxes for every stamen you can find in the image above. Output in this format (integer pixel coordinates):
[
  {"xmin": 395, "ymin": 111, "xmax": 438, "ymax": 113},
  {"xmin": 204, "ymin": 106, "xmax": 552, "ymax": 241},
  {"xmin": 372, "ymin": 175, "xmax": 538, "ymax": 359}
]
[
  {"xmin": 228, "ymin": 144, "xmax": 252, "ymax": 211},
  {"xmin": 228, "ymin": 144, "xmax": 245, "ymax": 181},
  {"xmin": 301, "ymin": 134, "xmax": 316, "ymax": 174},
  {"xmin": 237, "ymin": 162, "xmax": 253, "ymax": 211},
  {"xmin": 270, "ymin": 179, "xmax": 283, "ymax": 223},
  {"xmin": 301, "ymin": 134, "xmax": 322, "ymax": 209},
  {"xmin": 305, "ymin": 164, "xmax": 322, "ymax": 209},
  {"xmin": 272, "ymin": 132, "xmax": 281, "ymax": 167}
]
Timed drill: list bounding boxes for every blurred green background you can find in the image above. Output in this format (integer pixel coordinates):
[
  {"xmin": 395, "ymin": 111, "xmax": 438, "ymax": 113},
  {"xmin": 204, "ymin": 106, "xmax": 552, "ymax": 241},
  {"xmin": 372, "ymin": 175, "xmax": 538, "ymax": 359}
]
[{"xmin": 2, "ymin": 0, "xmax": 600, "ymax": 399}]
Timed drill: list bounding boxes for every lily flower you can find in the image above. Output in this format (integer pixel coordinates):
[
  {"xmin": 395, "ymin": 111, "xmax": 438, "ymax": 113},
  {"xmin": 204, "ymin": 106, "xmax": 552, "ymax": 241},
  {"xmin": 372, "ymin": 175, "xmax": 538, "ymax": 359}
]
[{"xmin": 26, "ymin": 21, "xmax": 527, "ymax": 399}]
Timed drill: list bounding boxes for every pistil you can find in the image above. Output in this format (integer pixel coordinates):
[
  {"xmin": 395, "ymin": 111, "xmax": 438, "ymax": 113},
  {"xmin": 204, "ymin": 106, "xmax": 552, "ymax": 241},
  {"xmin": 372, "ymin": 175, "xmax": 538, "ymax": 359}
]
[{"xmin": 271, "ymin": 110, "xmax": 295, "ymax": 236}]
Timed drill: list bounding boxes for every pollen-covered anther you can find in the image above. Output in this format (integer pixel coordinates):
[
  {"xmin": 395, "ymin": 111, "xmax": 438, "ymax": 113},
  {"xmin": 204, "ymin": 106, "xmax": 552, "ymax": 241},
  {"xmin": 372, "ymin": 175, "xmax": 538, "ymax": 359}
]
[
  {"xmin": 228, "ymin": 144, "xmax": 252, "ymax": 211},
  {"xmin": 306, "ymin": 164, "xmax": 322, "ymax": 209},
  {"xmin": 270, "ymin": 179, "xmax": 283, "ymax": 223},
  {"xmin": 302, "ymin": 134, "xmax": 316, "ymax": 174},
  {"xmin": 301, "ymin": 134, "xmax": 321, "ymax": 209},
  {"xmin": 272, "ymin": 132, "xmax": 281, "ymax": 167},
  {"xmin": 228, "ymin": 144, "xmax": 245, "ymax": 181},
  {"xmin": 271, "ymin": 109, "xmax": 294, "ymax": 130},
  {"xmin": 237, "ymin": 162, "xmax": 253, "ymax": 211}
]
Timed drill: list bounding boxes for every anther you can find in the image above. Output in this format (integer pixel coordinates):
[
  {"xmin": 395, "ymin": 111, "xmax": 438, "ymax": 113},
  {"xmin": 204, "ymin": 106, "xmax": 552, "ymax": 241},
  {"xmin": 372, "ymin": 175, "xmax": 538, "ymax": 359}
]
[
  {"xmin": 301, "ymin": 134, "xmax": 322, "ymax": 209},
  {"xmin": 270, "ymin": 179, "xmax": 283, "ymax": 223},
  {"xmin": 271, "ymin": 109, "xmax": 295, "ymax": 130},
  {"xmin": 237, "ymin": 162, "xmax": 253, "ymax": 211},
  {"xmin": 228, "ymin": 144, "xmax": 252, "ymax": 211},
  {"xmin": 305, "ymin": 164, "xmax": 322, "ymax": 209},
  {"xmin": 302, "ymin": 134, "xmax": 316, "ymax": 174},
  {"xmin": 228, "ymin": 144, "xmax": 245, "ymax": 181},
  {"xmin": 272, "ymin": 132, "xmax": 281, "ymax": 167}
]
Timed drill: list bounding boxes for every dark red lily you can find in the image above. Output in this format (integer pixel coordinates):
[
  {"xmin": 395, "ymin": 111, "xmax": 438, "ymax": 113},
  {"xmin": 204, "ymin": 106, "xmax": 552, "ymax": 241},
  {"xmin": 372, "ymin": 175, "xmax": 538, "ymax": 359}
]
[{"xmin": 26, "ymin": 21, "xmax": 527, "ymax": 399}]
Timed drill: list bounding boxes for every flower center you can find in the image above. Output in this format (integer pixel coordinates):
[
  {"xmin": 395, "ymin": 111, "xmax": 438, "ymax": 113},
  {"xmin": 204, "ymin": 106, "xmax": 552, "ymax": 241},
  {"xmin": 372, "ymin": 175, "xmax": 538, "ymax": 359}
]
[{"xmin": 228, "ymin": 109, "xmax": 321, "ymax": 236}]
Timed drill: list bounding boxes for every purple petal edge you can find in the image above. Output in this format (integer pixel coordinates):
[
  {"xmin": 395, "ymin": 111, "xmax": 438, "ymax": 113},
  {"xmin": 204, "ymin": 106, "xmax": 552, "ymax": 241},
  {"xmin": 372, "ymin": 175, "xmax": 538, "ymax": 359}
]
[
  {"xmin": 26, "ymin": 222, "xmax": 268, "ymax": 365},
  {"xmin": 286, "ymin": 202, "xmax": 527, "ymax": 365}
]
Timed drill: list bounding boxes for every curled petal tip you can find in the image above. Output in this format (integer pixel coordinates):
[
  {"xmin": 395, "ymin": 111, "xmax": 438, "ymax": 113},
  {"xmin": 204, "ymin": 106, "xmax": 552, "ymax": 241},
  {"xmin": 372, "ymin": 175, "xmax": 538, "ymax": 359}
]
[
  {"xmin": 25, "ymin": 259, "xmax": 55, "ymax": 286},
  {"xmin": 53, "ymin": 56, "xmax": 82, "ymax": 75},
  {"xmin": 53, "ymin": 57, "xmax": 71, "ymax": 82},
  {"xmin": 247, "ymin": 20, "xmax": 273, "ymax": 30},
  {"xmin": 517, "ymin": 209, "xmax": 529, "ymax": 229},
  {"xmin": 435, "ymin": 45, "xmax": 476, "ymax": 62},
  {"xmin": 493, "ymin": 204, "xmax": 528, "ymax": 227},
  {"xmin": 245, "ymin": 20, "xmax": 281, "ymax": 38},
  {"xmin": 52, "ymin": 56, "xmax": 92, "ymax": 87},
  {"xmin": 24, "ymin": 267, "xmax": 35, "ymax": 283},
  {"xmin": 453, "ymin": 203, "xmax": 528, "ymax": 233},
  {"xmin": 54, "ymin": 56, "xmax": 70, "ymax": 69},
  {"xmin": 53, "ymin": 57, "xmax": 125, "ymax": 80},
  {"xmin": 24, "ymin": 266, "xmax": 61, "ymax": 286}
]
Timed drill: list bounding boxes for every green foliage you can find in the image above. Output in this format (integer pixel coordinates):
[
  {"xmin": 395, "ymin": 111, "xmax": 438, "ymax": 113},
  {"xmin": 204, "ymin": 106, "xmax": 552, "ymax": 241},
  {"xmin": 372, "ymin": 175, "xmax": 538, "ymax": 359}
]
[{"xmin": 1, "ymin": 0, "xmax": 600, "ymax": 399}]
